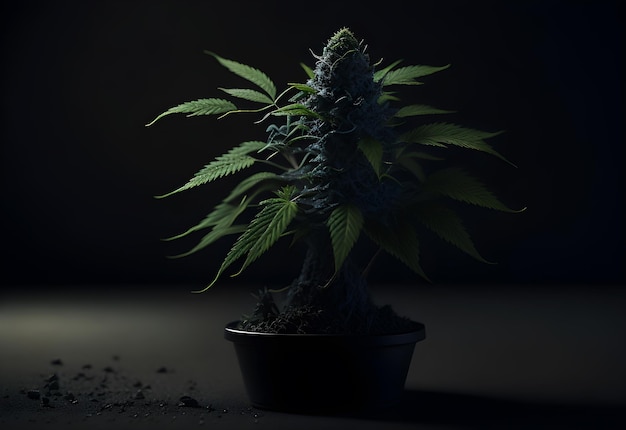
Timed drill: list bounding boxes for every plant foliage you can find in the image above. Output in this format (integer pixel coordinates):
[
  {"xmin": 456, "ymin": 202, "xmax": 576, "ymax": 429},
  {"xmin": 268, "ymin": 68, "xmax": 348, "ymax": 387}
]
[
  {"xmin": 327, "ymin": 204, "xmax": 364, "ymax": 274},
  {"xmin": 147, "ymin": 28, "xmax": 524, "ymax": 293}
]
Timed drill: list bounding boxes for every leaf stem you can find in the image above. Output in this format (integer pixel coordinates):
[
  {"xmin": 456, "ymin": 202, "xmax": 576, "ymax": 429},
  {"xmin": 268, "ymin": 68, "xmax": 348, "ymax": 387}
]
[{"xmin": 257, "ymin": 159, "xmax": 291, "ymax": 172}]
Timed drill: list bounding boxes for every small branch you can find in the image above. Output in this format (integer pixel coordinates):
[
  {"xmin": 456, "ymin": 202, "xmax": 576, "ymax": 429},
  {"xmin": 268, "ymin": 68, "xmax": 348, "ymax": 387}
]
[{"xmin": 257, "ymin": 159, "xmax": 291, "ymax": 172}]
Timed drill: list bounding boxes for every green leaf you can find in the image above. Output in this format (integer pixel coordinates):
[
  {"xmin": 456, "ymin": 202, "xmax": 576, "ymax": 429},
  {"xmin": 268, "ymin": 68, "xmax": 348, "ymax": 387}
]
[
  {"xmin": 373, "ymin": 59, "xmax": 403, "ymax": 82},
  {"xmin": 146, "ymin": 98, "xmax": 237, "ymax": 126},
  {"xmin": 288, "ymin": 82, "xmax": 316, "ymax": 94},
  {"xmin": 394, "ymin": 104, "xmax": 455, "ymax": 118},
  {"xmin": 164, "ymin": 184, "xmax": 272, "ymax": 242},
  {"xmin": 163, "ymin": 198, "xmax": 248, "ymax": 241},
  {"xmin": 364, "ymin": 218, "xmax": 430, "ymax": 282},
  {"xmin": 224, "ymin": 140, "xmax": 266, "ymax": 156},
  {"xmin": 205, "ymin": 51, "xmax": 277, "ymax": 100},
  {"xmin": 378, "ymin": 92, "xmax": 401, "ymax": 104},
  {"xmin": 399, "ymin": 122, "xmax": 514, "ymax": 166},
  {"xmin": 300, "ymin": 62, "xmax": 314, "ymax": 79},
  {"xmin": 219, "ymin": 88, "xmax": 274, "ymax": 104},
  {"xmin": 415, "ymin": 203, "xmax": 493, "ymax": 263},
  {"xmin": 156, "ymin": 141, "xmax": 266, "ymax": 198},
  {"xmin": 271, "ymin": 103, "xmax": 321, "ymax": 118},
  {"xmin": 199, "ymin": 188, "xmax": 298, "ymax": 292},
  {"xmin": 357, "ymin": 137, "xmax": 383, "ymax": 177},
  {"xmin": 381, "ymin": 64, "xmax": 450, "ymax": 86},
  {"xmin": 327, "ymin": 204, "xmax": 364, "ymax": 273},
  {"xmin": 168, "ymin": 224, "xmax": 247, "ymax": 259},
  {"xmin": 237, "ymin": 195, "xmax": 298, "ymax": 274},
  {"xmin": 223, "ymin": 171, "xmax": 282, "ymax": 203},
  {"xmin": 422, "ymin": 168, "xmax": 525, "ymax": 213}
]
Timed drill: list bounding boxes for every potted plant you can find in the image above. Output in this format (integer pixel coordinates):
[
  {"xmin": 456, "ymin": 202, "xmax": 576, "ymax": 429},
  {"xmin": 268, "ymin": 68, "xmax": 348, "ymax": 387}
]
[{"xmin": 147, "ymin": 28, "xmax": 523, "ymax": 412}]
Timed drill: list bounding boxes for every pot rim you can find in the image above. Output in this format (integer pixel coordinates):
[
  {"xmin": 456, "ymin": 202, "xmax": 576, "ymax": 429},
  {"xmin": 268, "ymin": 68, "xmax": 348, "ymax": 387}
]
[{"xmin": 224, "ymin": 320, "xmax": 425, "ymax": 346}]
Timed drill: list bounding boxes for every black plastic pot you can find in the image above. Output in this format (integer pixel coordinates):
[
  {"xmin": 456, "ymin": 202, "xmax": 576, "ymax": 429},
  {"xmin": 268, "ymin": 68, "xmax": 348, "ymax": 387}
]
[{"xmin": 224, "ymin": 321, "xmax": 426, "ymax": 412}]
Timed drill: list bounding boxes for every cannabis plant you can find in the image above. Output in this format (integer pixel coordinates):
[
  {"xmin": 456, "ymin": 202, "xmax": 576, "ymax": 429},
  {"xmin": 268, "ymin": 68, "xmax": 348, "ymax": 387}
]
[{"xmin": 147, "ymin": 28, "xmax": 522, "ymax": 334}]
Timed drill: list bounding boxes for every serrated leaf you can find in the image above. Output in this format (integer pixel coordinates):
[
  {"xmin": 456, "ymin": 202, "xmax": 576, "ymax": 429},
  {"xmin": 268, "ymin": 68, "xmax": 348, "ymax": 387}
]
[
  {"xmin": 422, "ymin": 168, "xmax": 525, "ymax": 213},
  {"xmin": 146, "ymin": 98, "xmax": 237, "ymax": 126},
  {"xmin": 219, "ymin": 88, "xmax": 274, "ymax": 104},
  {"xmin": 156, "ymin": 141, "xmax": 266, "ymax": 198},
  {"xmin": 216, "ymin": 190, "xmax": 297, "ymax": 280},
  {"xmin": 415, "ymin": 203, "xmax": 493, "ymax": 263},
  {"xmin": 274, "ymin": 184, "xmax": 297, "ymax": 200},
  {"xmin": 239, "ymin": 197, "xmax": 298, "ymax": 273},
  {"xmin": 327, "ymin": 204, "xmax": 364, "ymax": 273},
  {"xmin": 364, "ymin": 218, "xmax": 430, "ymax": 282},
  {"xmin": 400, "ymin": 122, "xmax": 514, "ymax": 166},
  {"xmin": 357, "ymin": 137, "xmax": 383, "ymax": 177},
  {"xmin": 165, "ymin": 157, "xmax": 255, "ymax": 197},
  {"xmin": 394, "ymin": 104, "xmax": 455, "ymax": 118},
  {"xmin": 373, "ymin": 59, "xmax": 403, "ymax": 82},
  {"xmin": 381, "ymin": 64, "xmax": 450, "ymax": 86},
  {"xmin": 205, "ymin": 51, "xmax": 277, "ymax": 100},
  {"xmin": 196, "ymin": 194, "xmax": 298, "ymax": 293}
]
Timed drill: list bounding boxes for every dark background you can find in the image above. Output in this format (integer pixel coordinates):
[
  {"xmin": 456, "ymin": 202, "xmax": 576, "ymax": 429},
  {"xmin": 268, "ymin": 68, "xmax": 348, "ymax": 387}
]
[{"xmin": 0, "ymin": 0, "xmax": 623, "ymax": 289}]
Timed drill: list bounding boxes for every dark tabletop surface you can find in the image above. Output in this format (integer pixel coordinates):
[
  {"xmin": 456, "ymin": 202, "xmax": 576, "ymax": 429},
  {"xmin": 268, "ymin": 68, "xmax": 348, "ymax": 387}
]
[{"xmin": 1, "ymin": 284, "xmax": 625, "ymax": 429}]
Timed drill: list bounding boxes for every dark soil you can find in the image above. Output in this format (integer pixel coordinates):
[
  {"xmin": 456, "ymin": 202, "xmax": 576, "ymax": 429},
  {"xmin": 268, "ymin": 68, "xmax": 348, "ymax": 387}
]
[
  {"xmin": 9, "ymin": 356, "xmax": 264, "ymax": 427},
  {"xmin": 239, "ymin": 302, "xmax": 419, "ymax": 335}
]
